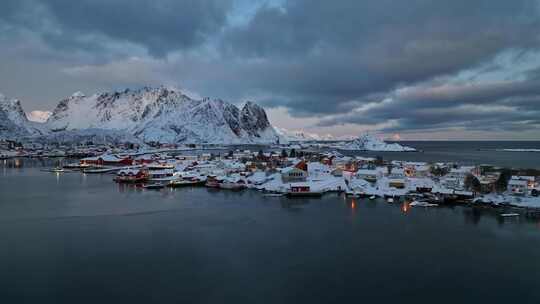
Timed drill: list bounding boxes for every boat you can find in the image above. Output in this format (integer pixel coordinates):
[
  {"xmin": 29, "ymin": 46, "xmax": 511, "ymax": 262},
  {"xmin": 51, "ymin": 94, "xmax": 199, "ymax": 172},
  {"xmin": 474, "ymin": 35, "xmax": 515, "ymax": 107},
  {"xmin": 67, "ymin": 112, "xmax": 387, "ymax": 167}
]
[
  {"xmin": 286, "ymin": 184, "xmax": 323, "ymax": 197},
  {"xmin": 143, "ymin": 183, "xmax": 165, "ymax": 190},
  {"xmin": 387, "ymin": 197, "xmax": 394, "ymax": 203},
  {"xmin": 346, "ymin": 191, "xmax": 366, "ymax": 197},
  {"xmin": 168, "ymin": 179, "xmax": 199, "ymax": 187},
  {"xmin": 63, "ymin": 163, "xmax": 92, "ymax": 169},
  {"xmin": 219, "ymin": 178, "xmax": 247, "ymax": 191},
  {"xmin": 410, "ymin": 201, "xmax": 438, "ymax": 207},
  {"xmin": 263, "ymin": 193, "xmax": 283, "ymax": 197},
  {"xmin": 41, "ymin": 167, "xmax": 65, "ymax": 173},
  {"xmin": 500, "ymin": 213, "xmax": 520, "ymax": 217},
  {"xmin": 83, "ymin": 167, "xmax": 120, "ymax": 174},
  {"xmin": 147, "ymin": 169, "xmax": 175, "ymax": 182},
  {"xmin": 369, "ymin": 195, "xmax": 377, "ymax": 200},
  {"xmin": 205, "ymin": 175, "xmax": 221, "ymax": 188},
  {"xmin": 220, "ymin": 182, "xmax": 246, "ymax": 191},
  {"xmin": 146, "ymin": 163, "xmax": 175, "ymax": 170}
]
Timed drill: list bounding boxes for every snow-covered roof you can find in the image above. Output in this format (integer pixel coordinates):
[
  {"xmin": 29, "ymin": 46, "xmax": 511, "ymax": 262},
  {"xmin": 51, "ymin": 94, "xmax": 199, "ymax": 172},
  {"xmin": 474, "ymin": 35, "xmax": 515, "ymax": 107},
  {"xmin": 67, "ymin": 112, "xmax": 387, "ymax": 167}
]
[
  {"xmin": 281, "ymin": 166, "xmax": 305, "ymax": 174},
  {"xmin": 356, "ymin": 169, "xmax": 378, "ymax": 175},
  {"xmin": 508, "ymin": 179, "xmax": 528, "ymax": 186}
]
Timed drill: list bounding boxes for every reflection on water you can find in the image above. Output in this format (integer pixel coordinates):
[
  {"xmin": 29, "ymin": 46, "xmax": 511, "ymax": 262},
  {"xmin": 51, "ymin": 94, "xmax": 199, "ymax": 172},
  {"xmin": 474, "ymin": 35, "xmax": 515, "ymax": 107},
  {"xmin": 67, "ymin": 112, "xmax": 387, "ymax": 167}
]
[
  {"xmin": 401, "ymin": 200, "xmax": 410, "ymax": 214},
  {"xmin": 1, "ymin": 165, "xmax": 540, "ymax": 303}
]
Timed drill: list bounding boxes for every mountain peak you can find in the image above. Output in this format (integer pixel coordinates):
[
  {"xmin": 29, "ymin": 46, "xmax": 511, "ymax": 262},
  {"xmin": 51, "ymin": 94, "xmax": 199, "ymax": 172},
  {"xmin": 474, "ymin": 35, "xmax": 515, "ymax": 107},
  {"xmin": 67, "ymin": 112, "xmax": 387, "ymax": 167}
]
[
  {"xmin": 71, "ymin": 91, "xmax": 85, "ymax": 98},
  {"xmin": 44, "ymin": 86, "xmax": 278, "ymax": 144}
]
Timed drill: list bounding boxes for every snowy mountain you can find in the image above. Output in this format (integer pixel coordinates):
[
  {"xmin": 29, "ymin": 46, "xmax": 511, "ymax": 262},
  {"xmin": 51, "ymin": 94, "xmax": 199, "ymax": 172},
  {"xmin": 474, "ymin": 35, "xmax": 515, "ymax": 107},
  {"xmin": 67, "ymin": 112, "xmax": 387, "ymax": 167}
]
[
  {"xmin": 0, "ymin": 93, "xmax": 45, "ymax": 139},
  {"xmin": 339, "ymin": 133, "xmax": 416, "ymax": 151},
  {"xmin": 45, "ymin": 87, "xmax": 280, "ymax": 144},
  {"xmin": 274, "ymin": 127, "xmax": 335, "ymax": 142},
  {"xmin": 26, "ymin": 110, "xmax": 52, "ymax": 123}
]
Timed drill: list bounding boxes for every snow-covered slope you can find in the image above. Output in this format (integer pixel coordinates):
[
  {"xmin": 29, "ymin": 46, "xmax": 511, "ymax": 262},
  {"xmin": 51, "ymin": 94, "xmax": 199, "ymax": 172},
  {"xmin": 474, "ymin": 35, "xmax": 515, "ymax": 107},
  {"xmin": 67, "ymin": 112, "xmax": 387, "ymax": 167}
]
[
  {"xmin": 46, "ymin": 87, "xmax": 280, "ymax": 144},
  {"xmin": 26, "ymin": 110, "xmax": 52, "ymax": 123},
  {"xmin": 274, "ymin": 127, "xmax": 335, "ymax": 142},
  {"xmin": 339, "ymin": 133, "xmax": 416, "ymax": 151},
  {"xmin": 0, "ymin": 93, "xmax": 45, "ymax": 139}
]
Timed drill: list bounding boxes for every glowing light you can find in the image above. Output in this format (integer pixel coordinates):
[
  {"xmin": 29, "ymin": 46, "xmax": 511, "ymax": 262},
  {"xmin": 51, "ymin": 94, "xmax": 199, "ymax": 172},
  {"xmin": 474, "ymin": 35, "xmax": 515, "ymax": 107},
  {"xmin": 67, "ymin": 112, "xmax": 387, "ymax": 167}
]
[
  {"xmin": 351, "ymin": 198, "xmax": 357, "ymax": 209},
  {"xmin": 401, "ymin": 201, "xmax": 410, "ymax": 213}
]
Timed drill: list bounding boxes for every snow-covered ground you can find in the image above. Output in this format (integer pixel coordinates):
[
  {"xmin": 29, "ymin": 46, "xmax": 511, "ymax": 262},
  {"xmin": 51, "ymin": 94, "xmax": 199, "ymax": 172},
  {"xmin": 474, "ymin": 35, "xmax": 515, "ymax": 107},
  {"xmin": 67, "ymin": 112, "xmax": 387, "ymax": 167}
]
[{"xmin": 474, "ymin": 193, "xmax": 540, "ymax": 208}]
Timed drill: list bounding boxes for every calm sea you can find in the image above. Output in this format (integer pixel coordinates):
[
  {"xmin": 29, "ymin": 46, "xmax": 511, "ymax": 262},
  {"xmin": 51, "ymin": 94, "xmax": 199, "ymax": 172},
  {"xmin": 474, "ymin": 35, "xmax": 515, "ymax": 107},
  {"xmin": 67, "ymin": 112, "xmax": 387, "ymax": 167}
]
[
  {"xmin": 340, "ymin": 141, "xmax": 540, "ymax": 169},
  {"xmin": 1, "ymin": 142, "xmax": 540, "ymax": 303}
]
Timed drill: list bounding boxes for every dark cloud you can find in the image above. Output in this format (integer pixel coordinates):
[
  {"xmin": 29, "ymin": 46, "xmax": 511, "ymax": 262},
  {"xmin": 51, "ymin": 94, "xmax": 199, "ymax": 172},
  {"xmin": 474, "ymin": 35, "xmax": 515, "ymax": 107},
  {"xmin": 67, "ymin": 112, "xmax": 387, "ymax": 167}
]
[
  {"xmin": 218, "ymin": 0, "xmax": 540, "ymax": 115},
  {"xmin": 0, "ymin": 0, "xmax": 233, "ymax": 57},
  {"xmin": 1, "ymin": 0, "xmax": 540, "ymax": 138},
  {"xmin": 317, "ymin": 78, "xmax": 540, "ymax": 133}
]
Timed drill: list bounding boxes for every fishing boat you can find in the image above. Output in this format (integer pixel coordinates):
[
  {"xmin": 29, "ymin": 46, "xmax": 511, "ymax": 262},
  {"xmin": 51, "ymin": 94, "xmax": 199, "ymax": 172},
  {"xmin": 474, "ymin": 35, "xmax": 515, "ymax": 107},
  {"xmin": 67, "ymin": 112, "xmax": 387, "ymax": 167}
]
[
  {"xmin": 220, "ymin": 181, "xmax": 246, "ymax": 191},
  {"xmin": 168, "ymin": 179, "xmax": 199, "ymax": 187},
  {"xmin": 410, "ymin": 201, "xmax": 438, "ymax": 207},
  {"xmin": 219, "ymin": 177, "xmax": 247, "ymax": 191},
  {"xmin": 146, "ymin": 163, "xmax": 175, "ymax": 170},
  {"xmin": 346, "ymin": 190, "xmax": 366, "ymax": 197},
  {"xmin": 205, "ymin": 175, "xmax": 221, "ymax": 188},
  {"xmin": 286, "ymin": 184, "xmax": 323, "ymax": 197},
  {"xmin": 147, "ymin": 169, "xmax": 175, "ymax": 182}
]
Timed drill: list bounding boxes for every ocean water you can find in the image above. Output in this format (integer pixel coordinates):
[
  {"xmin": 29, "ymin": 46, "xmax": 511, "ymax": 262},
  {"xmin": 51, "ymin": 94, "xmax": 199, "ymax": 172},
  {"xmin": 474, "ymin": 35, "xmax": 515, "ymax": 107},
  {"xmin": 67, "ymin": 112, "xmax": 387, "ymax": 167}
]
[
  {"xmin": 339, "ymin": 141, "xmax": 540, "ymax": 169},
  {"xmin": 1, "ymin": 156, "xmax": 540, "ymax": 303}
]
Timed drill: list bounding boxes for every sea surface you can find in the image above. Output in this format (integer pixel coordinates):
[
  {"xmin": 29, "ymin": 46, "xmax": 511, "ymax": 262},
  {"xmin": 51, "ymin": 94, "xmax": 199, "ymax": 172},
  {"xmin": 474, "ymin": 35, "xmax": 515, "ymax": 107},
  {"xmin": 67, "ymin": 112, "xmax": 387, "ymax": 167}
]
[
  {"xmin": 1, "ymin": 143, "xmax": 540, "ymax": 303},
  {"xmin": 340, "ymin": 140, "xmax": 540, "ymax": 169}
]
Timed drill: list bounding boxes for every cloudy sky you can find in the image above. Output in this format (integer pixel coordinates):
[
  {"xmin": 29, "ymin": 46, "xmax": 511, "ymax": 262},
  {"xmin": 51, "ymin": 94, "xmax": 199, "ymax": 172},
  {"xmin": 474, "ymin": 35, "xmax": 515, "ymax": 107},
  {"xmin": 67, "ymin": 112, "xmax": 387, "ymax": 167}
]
[{"xmin": 1, "ymin": 0, "xmax": 540, "ymax": 139}]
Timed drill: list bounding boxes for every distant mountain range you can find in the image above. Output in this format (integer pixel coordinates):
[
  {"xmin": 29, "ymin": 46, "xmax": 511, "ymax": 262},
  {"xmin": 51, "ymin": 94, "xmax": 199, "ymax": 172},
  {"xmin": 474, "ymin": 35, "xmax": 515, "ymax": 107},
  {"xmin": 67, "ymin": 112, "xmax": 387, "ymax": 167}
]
[
  {"xmin": 0, "ymin": 87, "xmax": 284, "ymax": 144},
  {"xmin": 338, "ymin": 133, "xmax": 416, "ymax": 152}
]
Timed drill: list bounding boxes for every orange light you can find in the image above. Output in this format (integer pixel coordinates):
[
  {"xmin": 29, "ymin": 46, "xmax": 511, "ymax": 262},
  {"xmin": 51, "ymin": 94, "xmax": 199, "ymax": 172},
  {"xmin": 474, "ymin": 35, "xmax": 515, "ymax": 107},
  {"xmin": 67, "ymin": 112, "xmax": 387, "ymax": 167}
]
[{"xmin": 401, "ymin": 201, "xmax": 410, "ymax": 213}]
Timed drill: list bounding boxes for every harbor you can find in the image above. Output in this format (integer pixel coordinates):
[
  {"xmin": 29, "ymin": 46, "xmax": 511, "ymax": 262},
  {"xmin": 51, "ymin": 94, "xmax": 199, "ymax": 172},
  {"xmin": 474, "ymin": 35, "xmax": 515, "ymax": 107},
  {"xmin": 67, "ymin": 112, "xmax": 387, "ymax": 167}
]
[{"xmin": 3, "ymin": 140, "xmax": 540, "ymax": 217}]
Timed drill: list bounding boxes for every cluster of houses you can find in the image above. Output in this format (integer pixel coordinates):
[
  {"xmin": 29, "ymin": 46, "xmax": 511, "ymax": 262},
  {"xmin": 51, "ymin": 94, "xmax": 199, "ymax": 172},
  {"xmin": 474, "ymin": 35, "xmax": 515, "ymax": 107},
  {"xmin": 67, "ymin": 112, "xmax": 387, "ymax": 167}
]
[
  {"xmin": 4, "ymin": 138, "xmax": 539, "ymax": 207},
  {"xmin": 52, "ymin": 148, "xmax": 539, "ymax": 206}
]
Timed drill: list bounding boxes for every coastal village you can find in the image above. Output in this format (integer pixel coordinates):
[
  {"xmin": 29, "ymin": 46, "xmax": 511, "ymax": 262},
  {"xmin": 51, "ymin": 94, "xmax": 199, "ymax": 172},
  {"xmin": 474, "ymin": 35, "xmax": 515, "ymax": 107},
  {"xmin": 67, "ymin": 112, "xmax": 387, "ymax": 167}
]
[{"xmin": 2, "ymin": 138, "xmax": 540, "ymax": 216}]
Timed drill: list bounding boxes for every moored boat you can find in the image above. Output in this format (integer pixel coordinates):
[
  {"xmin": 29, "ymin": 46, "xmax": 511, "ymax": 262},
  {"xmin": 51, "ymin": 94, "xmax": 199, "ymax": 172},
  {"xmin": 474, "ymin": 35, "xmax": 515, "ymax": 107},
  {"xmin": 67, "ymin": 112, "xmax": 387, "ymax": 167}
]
[
  {"xmin": 286, "ymin": 184, "xmax": 323, "ymax": 197},
  {"xmin": 410, "ymin": 200, "xmax": 438, "ymax": 207},
  {"xmin": 83, "ymin": 167, "xmax": 121, "ymax": 174},
  {"xmin": 168, "ymin": 179, "xmax": 199, "ymax": 187},
  {"xmin": 205, "ymin": 175, "xmax": 221, "ymax": 188}
]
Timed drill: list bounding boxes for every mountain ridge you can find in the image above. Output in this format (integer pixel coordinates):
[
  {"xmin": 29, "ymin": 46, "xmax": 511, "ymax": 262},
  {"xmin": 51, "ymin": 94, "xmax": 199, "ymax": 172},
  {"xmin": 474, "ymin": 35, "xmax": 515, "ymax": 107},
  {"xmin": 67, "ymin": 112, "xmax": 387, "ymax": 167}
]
[{"xmin": 0, "ymin": 87, "xmax": 282, "ymax": 144}]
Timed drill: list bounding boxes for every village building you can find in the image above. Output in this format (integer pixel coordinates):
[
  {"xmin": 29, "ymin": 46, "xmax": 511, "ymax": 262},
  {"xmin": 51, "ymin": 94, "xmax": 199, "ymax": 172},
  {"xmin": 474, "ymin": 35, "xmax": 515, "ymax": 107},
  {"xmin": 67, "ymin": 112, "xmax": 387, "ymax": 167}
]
[
  {"xmin": 356, "ymin": 169, "xmax": 379, "ymax": 183},
  {"xmin": 80, "ymin": 154, "xmax": 133, "ymax": 166},
  {"xmin": 508, "ymin": 178, "xmax": 528, "ymax": 195},
  {"xmin": 478, "ymin": 173, "xmax": 499, "ymax": 194},
  {"xmin": 281, "ymin": 166, "xmax": 308, "ymax": 183}
]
